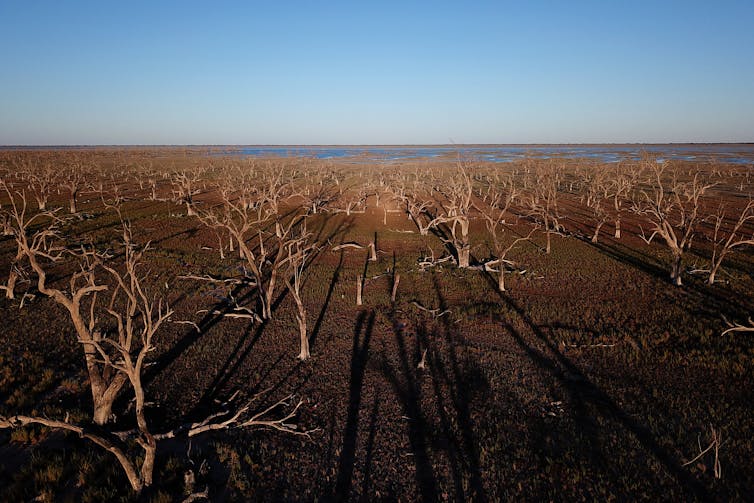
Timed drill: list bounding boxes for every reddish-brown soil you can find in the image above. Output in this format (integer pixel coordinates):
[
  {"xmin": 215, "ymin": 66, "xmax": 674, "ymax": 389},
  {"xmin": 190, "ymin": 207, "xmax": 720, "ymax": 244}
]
[{"xmin": 0, "ymin": 151, "xmax": 753, "ymax": 501}]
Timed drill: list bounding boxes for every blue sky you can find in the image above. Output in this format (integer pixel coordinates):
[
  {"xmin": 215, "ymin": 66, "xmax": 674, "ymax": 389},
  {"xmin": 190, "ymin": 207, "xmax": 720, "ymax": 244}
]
[{"xmin": 1, "ymin": 1, "xmax": 753, "ymax": 144}]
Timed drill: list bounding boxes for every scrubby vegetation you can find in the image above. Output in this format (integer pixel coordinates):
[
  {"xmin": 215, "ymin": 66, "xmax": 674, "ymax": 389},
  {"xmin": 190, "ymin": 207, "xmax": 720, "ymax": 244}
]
[{"xmin": 1, "ymin": 148, "xmax": 753, "ymax": 500}]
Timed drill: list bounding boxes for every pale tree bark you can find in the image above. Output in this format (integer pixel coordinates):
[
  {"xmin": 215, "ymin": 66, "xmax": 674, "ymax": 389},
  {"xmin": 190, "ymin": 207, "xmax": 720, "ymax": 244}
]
[
  {"xmin": 706, "ymin": 199, "xmax": 754, "ymax": 285},
  {"xmin": 634, "ymin": 164, "xmax": 715, "ymax": 287},
  {"xmin": 2, "ymin": 227, "xmax": 313, "ymax": 494},
  {"xmin": 424, "ymin": 161, "xmax": 475, "ymax": 268},
  {"xmin": 1, "ymin": 186, "xmax": 129, "ymax": 424}
]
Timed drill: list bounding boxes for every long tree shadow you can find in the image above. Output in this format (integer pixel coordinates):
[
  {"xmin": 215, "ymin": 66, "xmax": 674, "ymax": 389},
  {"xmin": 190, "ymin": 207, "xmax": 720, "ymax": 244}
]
[
  {"xmin": 332, "ymin": 309, "xmax": 374, "ymax": 501},
  {"xmin": 378, "ymin": 314, "xmax": 439, "ymax": 501},
  {"xmin": 426, "ymin": 273, "xmax": 489, "ymax": 502},
  {"xmin": 360, "ymin": 394, "xmax": 380, "ymax": 502},
  {"xmin": 309, "ymin": 250, "xmax": 344, "ymax": 352},
  {"xmin": 191, "ymin": 285, "xmax": 293, "ymax": 414},
  {"xmin": 145, "ymin": 215, "xmax": 352, "ymax": 390},
  {"xmin": 477, "ymin": 267, "xmax": 711, "ymax": 500},
  {"xmin": 587, "ymin": 237, "xmax": 753, "ymax": 322}
]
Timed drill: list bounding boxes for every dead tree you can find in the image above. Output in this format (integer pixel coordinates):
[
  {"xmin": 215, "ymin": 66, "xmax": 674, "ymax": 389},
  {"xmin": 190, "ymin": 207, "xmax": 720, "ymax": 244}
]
[
  {"xmin": 283, "ymin": 234, "xmax": 317, "ymax": 360},
  {"xmin": 705, "ymin": 199, "xmax": 754, "ymax": 284},
  {"xmin": 525, "ymin": 166, "xmax": 562, "ymax": 254},
  {"xmin": 0, "ymin": 184, "xmax": 57, "ymax": 299},
  {"xmin": 172, "ymin": 169, "xmax": 203, "ymax": 216},
  {"xmin": 194, "ymin": 184, "xmax": 311, "ymax": 322},
  {"xmin": 4, "ymin": 188, "xmax": 125, "ymax": 424},
  {"xmin": 1, "ymin": 218, "xmax": 313, "ymax": 495},
  {"xmin": 633, "ymin": 165, "xmax": 715, "ymax": 286},
  {"xmin": 426, "ymin": 162, "xmax": 474, "ymax": 267},
  {"xmin": 62, "ymin": 161, "xmax": 87, "ymax": 214},
  {"xmin": 475, "ymin": 182, "xmax": 534, "ymax": 291},
  {"xmin": 404, "ymin": 192, "xmax": 434, "ymax": 235},
  {"xmin": 580, "ymin": 168, "xmax": 610, "ymax": 243},
  {"xmin": 608, "ymin": 163, "xmax": 641, "ymax": 239},
  {"xmin": 26, "ymin": 161, "xmax": 56, "ymax": 211}
]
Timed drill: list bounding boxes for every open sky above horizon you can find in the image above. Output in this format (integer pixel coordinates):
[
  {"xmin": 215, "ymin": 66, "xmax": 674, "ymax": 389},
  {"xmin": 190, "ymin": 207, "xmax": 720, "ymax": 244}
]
[{"xmin": 2, "ymin": 1, "xmax": 754, "ymax": 145}]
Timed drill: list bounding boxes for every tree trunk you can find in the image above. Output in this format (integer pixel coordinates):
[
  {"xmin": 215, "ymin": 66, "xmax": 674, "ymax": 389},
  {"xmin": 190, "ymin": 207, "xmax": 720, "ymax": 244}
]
[
  {"xmin": 69, "ymin": 194, "xmax": 78, "ymax": 214},
  {"xmin": 670, "ymin": 253, "xmax": 683, "ymax": 286},
  {"xmin": 140, "ymin": 441, "xmax": 156, "ymax": 487},
  {"xmin": 707, "ymin": 270, "xmax": 716, "ymax": 285},
  {"xmin": 708, "ymin": 261, "xmax": 721, "ymax": 285},
  {"xmin": 545, "ymin": 231, "xmax": 551, "ymax": 255},
  {"xmin": 92, "ymin": 396, "xmax": 115, "ymax": 426},
  {"xmin": 498, "ymin": 265, "xmax": 506, "ymax": 292},
  {"xmin": 457, "ymin": 246, "xmax": 470, "ymax": 268},
  {"xmin": 5, "ymin": 269, "xmax": 18, "ymax": 299},
  {"xmin": 86, "ymin": 348, "xmax": 128, "ymax": 425},
  {"xmin": 614, "ymin": 218, "xmax": 621, "ymax": 239},
  {"xmin": 186, "ymin": 202, "xmax": 196, "ymax": 217},
  {"xmin": 356, "ymin": 276, "xmax": 363, "ymax": 306},
  {"xmin": 591, "ymin": 221, "xmax": 604, "ymax": 243},
  {"xmin": 297, "ymin": 314, "xmax": 309, "ymax": 360}
]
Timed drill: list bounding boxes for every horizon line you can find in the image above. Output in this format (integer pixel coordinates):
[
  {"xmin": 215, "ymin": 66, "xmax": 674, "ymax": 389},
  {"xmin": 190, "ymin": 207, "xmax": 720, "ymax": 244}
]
[{"xmin": 2, "ymin": 141, "xmax": 754, "ymax": 149}]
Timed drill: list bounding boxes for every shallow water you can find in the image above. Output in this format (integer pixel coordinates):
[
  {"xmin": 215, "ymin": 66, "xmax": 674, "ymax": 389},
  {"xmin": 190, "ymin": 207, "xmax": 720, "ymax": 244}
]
[{"xmin": 214, "ymin": 145, "xmax": 754, "ymax": 164}]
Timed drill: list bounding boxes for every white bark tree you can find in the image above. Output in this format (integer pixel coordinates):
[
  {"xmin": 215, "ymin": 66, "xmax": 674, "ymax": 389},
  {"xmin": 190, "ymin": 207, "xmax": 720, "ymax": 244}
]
[
  {"xmin": 705, "ymin": 199, "xmax": 754, "ymax": 284},
  {"xmin": 633, "ymin": 165, "xmax": 715, "ymax": 286}
]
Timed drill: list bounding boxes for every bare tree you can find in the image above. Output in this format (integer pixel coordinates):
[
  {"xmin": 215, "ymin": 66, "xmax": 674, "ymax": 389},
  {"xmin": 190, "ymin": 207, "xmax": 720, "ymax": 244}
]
[
  {"xmin": 525, "ymin": 165, "xmax": 562, "ymax": 254},
  {"xmin": 425, "ymin": 162, "xmax": 474, "ymax": 267},
  {"xmin": 0, "ymin": 184, "xmax": 57, "ymax": 299},
  {"xmin": 3, "ymin": 187, "xmax": 127, "ymax": 424},
  {"xmin": 23, "ymin": 160, "xmax": 56, "ymax": 211},
  {"xmin": 283, "ymin": 233, "xmax": 317, "ymax": 360},
  {"xmin": 475, "ymin": 181, "xmax": 535, "ymax": 291},
  {"xmin": 194, "ymin": 183, "xmax": 312, "ymax": 323},
  {"xmin": 1, "ymin": 216, "xmax": 314, "ymax": 495},
  {"xmin": 608, "ymin": 163, "xmax": 641, "ymax": 239},
  {"xmin": 62, "ymin": 159, "xmax": 88, "ymax": 214},
  {"xmin": 705, "ymin": 199, "xmax": 754, "ymax": 284},
  {"xmin": 633, "ymin": 165, "xmax": 715, "ymax": 286},
  {"xmin": 580, "ymin": 167, "xmax": 610, "ymax": 243},
  {"xmin": 172, "ymin": 169, "xmax": 204, "ymax": 216}
]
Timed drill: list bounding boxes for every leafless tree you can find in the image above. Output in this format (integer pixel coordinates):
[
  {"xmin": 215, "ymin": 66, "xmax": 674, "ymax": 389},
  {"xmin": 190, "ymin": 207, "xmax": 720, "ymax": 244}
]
[
  {"xmin": 62, "ymin": 160, "xmax": 88, "ymax": 214},
  {"xmin": 525, "ymin": 165, "xmax": 562, "ymax": 254},
  {"xmin": 3, "ymin": 186, "xmax": 125, "ymax": 424},
  {"xmin": 608, "ymin": 163, "xmax": 642, "ymax": 239},
  {"xmin": 633, "ymin": 164, "xmax": 715, "ymax": 286},
  {"xmin": 1, "ymin": 215, "xmax": 314, "ymax": 494},
  {"xmin": 172, "ymin": 169, "xmax": 204, "ymax": 216},
  {"xmin": 425, "ymin": 162, "xmax": 474, "ymax": 267},
  {"xmin": 0, "ymin": 184, "xmax": 59, "ymax": 299},
  {"xmin": 194, "ymin": 183, "xmax": 312, "ymax": 323},
  {"xmin": 475, "ymin": 181, "xmax": 535, "ymax": 291},
  {"xmin": 580, "ymin": 167, "xmax": 610, "ymax": 243},
  {"xmin": 705, "ymin": 199, "xmax": 754, "ymax": 284},
  {"xmin": 283, "ymin": 233, "xmax": 317, "ymax": 360}
]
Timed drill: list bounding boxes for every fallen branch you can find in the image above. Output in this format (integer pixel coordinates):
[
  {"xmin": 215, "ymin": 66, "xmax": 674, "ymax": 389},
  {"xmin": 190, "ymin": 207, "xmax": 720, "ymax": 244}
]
[
  {"xmin": 410, "ymin": 300, "xmax": 451, "ymax": 318},
  {"xmin": 177, "ymin": 274, "xmax": 247, "ymax": 285},
  {"xmin": 332, "ymin": 242, "xmax": 364, "ymax": 252},
  {"xmin": 173, "ymin": 320, "xmax": 201, "ymax": 333},
  {"xmin": 721, "ymin": 315, "xmax": 754, "ymax": 336}
]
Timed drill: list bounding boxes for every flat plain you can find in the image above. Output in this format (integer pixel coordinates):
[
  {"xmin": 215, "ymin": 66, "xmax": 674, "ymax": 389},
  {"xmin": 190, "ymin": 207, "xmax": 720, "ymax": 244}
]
[{"xmin": 1, "ymin": 148, "xmax": 753, "ymax": 501}]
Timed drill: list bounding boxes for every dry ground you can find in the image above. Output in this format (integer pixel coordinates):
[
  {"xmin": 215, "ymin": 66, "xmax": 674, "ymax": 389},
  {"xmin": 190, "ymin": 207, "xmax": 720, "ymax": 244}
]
[{"xmin": 0, "ymin": 150, "xmax": 753, "ymax": 501}]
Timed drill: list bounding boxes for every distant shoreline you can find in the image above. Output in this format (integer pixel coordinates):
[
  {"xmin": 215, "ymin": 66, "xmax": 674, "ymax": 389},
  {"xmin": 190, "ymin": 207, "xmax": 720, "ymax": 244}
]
[{"xmin": 1, "ymin": 142, "xmax": 753, "ymax": 149}]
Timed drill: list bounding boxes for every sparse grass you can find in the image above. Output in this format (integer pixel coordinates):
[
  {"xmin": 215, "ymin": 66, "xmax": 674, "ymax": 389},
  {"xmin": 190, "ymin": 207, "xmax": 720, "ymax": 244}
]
[{"xmin": 0, "ymin": 150, "xmax": 753, "ymax": 500}]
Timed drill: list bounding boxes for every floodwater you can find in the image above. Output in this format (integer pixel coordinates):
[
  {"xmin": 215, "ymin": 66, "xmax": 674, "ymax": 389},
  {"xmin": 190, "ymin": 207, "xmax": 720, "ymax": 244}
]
[{"xmin": 215, "ymin": 145, "xmax": 754, "ymax": 164}]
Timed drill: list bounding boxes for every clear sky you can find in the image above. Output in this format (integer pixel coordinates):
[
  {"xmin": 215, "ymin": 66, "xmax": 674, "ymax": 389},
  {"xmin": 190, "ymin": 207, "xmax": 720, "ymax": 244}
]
[{"xmin": 1, "ymin": 1, "xmax": 753, "ymax": 145}]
